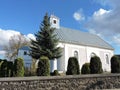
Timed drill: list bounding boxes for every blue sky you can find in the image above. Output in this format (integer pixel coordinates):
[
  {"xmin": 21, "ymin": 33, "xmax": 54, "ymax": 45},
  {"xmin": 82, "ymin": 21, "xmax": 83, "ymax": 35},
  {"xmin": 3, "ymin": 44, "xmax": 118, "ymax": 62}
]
[
  {"xmin": 0, "ymin": 0, "xmax": 99, "ymax": 33},
  {"xmin": 0, "ymin": 0, "xmax": 120, "ymax": 58}
]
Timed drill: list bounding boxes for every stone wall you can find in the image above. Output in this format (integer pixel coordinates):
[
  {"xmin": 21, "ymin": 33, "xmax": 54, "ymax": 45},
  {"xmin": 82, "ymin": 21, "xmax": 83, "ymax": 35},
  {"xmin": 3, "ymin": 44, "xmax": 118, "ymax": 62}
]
[{"xmin": 0, "ymin": 74, "xmax": 120, "ymax": 90}]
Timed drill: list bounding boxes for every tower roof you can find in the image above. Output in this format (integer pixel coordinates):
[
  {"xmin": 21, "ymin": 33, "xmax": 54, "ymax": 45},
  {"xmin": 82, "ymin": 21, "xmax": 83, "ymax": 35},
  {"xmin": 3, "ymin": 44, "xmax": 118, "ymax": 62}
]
[{"xmin": 50, "ymin": 15, "xmax": 60, "ymax": 20}]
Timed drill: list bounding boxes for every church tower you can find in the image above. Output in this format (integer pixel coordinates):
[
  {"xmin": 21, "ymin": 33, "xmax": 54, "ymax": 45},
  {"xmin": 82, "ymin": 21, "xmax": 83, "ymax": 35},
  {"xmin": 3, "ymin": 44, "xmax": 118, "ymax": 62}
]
[{"xmin": 49, "ymin": 15, "xmax": 60, "ymax": 29}]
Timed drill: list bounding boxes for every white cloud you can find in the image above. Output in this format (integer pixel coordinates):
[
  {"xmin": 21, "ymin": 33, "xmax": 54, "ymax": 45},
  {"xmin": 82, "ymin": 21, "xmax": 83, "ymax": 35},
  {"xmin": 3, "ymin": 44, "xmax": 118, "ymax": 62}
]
[
  {"xmin": 73, "ymin": 9, "xmax": 85, "ymax": 21},
  {"xmin": 112, "ymin": 35, "xmax": 120, "ymax": 45},
  {"xmin": 27, "ymin": 33, "xmax": 36, "ymax": 40},
  {"xmin": 0, "ymin": 28, "xmax": 36, "ymax": 59},
  {"xmin": 85, "ymin": 0, "xmax": 120, "ymax": 47},
  {"xmin": 86, "ymin": 8, "xmax": 112, "ymax": 35},
  {"xmin": 97, "ymin": 0, "xmax": 120, "ymax": 9},
  {"xmin": 0, "ymin": 28, "xmax": 20, "ymax": 47},
  {"xmin": 93, "ymin": 8, "xmax": 110, "ymax": 17},
  {"xmin": 0, "ymin": 28, "xmax": 35, "ymax": 49},
  {"xmin": 0, "ymin": 51, "xmax": 5, "ymax": 55}
]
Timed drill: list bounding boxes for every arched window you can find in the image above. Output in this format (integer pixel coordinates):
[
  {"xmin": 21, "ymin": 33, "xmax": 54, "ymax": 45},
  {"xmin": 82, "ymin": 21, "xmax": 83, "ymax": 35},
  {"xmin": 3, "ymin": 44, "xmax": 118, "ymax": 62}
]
[
  {"xmin": 106, "ymin": 54, "xmax": 109, "ymax": 64},
  {"xmin": 91, "ymin": 52, "xmax": 96, "ymax": 58},
  {"xmin": 74, "ymin": 51, "xmax": 78, "ymax": 59}
]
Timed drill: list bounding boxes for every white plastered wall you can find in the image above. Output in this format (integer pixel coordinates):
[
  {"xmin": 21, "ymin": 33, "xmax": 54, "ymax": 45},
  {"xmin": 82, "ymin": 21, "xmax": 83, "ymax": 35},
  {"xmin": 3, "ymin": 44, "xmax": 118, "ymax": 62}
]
[{"xmin": 57, "ymin": 42, "xmax": 114, "ymax": 72}]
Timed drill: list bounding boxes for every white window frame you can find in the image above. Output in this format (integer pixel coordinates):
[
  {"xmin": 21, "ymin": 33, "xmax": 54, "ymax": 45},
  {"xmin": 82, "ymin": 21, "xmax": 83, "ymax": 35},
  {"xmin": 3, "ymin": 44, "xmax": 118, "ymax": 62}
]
[
  {"xmin": 74, "ymin": 51, "xmax": 78, "ymax": 59},
  {"xmin": 90, "ymin": 52, "xmax": 96, "ymax": 58},
  {"xmin": 72, "ymin": 49, "xmax": 79, "ymax": 60},
  {"xmin": 105, "ymin": 54, "xmax": 109, "ymax": 64}
]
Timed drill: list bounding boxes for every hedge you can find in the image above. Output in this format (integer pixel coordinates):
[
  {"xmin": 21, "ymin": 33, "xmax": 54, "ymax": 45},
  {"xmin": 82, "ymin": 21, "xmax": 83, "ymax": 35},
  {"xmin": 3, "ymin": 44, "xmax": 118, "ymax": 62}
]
[
  {"xmin": 66, "ymin": 57, "xmax": 80, "ymax": 75},
  {"xmin": 37, "ymin": 56, "xmax": 50, "ymax": 76},
  {"xmin": 90, "ymin": 56, "xmax": 103, "ymax": 74},
  {"xmin": 81, "ymin": 63, "xmax": 90, "ymax": 74},
  {"xmin": 14, "ymin": 58, "xmax": 24, "ymax": 77}
]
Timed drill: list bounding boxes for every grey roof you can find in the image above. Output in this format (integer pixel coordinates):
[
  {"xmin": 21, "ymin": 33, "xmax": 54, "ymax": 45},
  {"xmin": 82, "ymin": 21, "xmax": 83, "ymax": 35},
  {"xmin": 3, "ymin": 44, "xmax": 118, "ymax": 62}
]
[
  {"xmin": 20, "ymin": 46, "xmax": 30, "ymax": 50},
  {"xmin": 55, "ymin": 27, "xmax": 114, "ymax": 50}
]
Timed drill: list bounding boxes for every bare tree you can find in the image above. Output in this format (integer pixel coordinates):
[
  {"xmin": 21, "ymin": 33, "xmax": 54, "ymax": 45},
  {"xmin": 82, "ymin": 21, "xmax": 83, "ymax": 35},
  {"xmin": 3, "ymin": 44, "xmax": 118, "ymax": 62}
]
[{"xmin": 4, "ymin": 33, "xmax": 29, "ymax": 61}]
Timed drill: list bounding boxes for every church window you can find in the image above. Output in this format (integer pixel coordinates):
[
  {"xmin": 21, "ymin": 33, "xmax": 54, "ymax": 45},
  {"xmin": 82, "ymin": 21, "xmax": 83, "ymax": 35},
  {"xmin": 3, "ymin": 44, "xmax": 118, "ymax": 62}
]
[
  {"xmin": 91, "ymin": 52, "xmax": 96, "ymax": 57},
  {"xmin": 53, "ymin": 20, "xmax": 56, "ymax": 24},
  {"xmin": 24, "ymin": 51, "xmax": 27, "ymax": 55},
  {"xmin": 74, "ymin": 51, "xmax": 78, "ymax": 59},
  {"xmin": 106, "ymin": 54, "xmax": 109, "ymax": 64}
]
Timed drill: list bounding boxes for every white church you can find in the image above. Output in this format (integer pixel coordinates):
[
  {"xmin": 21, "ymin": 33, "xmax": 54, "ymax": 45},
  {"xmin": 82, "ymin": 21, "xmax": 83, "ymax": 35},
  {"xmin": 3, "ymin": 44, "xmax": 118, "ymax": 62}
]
[{"xmin": 19, "ymin": 15, "xmax": 114, "ymax": 72}]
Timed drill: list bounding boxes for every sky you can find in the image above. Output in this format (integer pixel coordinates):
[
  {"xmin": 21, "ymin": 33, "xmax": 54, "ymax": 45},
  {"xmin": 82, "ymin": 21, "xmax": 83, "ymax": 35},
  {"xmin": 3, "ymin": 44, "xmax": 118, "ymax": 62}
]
[{"xmin": 0, "ymin": 0, "xmax": 120, "ymax": 58}]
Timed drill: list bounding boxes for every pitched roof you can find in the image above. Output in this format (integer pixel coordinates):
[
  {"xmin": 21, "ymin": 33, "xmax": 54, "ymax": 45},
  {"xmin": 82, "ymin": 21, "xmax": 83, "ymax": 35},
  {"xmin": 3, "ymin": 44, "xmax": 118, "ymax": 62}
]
[
  {"xmin": 55, "ymin": 27, "xmax": 114, "ymax": 50},
  {"xmin": 19, "ymin": 46, "xmax": 30, "ymax": 50}
]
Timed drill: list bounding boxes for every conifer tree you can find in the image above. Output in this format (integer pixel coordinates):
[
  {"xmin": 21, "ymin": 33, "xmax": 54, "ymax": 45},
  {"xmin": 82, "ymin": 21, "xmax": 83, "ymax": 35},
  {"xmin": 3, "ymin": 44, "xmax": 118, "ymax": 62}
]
[{"xmin": 30, "ymin": 13, "xmax": 61, "ymax": 60}]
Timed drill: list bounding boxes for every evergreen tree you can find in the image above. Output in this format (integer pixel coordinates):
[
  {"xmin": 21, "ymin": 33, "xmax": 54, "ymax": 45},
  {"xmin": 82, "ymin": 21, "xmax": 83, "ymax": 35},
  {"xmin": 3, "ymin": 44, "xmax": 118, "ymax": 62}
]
[{"xmin": 30, "ymin": 13, "xmax": 61, "ymax": 60}]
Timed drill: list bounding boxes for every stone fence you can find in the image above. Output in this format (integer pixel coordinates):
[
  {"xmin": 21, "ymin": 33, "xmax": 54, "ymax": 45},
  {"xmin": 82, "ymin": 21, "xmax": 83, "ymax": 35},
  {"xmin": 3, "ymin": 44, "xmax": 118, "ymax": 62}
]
[{"xmin": 0, "ymin": 74, "xmax": 120, "ymax": 90}]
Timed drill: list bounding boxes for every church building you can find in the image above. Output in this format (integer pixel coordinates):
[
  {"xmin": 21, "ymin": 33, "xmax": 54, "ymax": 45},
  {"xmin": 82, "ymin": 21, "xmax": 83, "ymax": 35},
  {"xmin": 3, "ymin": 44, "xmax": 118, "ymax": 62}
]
[
  {"xmin": 49, "ymin": 15, "xmax": 114, "ymax": 72},
  {"xmin": 19, "ymin": 15, "xmax": 114, "ymax": 73}
]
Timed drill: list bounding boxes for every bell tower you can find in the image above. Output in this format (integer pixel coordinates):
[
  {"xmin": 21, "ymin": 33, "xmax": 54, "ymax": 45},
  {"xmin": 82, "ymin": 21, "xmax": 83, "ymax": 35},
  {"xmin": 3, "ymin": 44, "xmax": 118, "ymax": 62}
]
[{"xmin": 50, "ymin": 15, "xmax": 60, "ymax": 29}]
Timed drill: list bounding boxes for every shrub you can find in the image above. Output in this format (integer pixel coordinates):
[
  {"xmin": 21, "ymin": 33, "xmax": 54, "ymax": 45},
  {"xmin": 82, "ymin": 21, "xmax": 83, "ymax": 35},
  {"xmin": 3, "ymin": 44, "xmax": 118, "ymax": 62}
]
[
  {"xmin": 7, "ymin": 61, "xmax": 14, "ymax": 77},
  {"xmin": 0, "ymin": 60, "xmax": 8, "ymax": 77},
  {"xmin": 0, "ymin": 59, "xmax": 14, "ymax": 77},
  {"xmin": 14, "ymin": 58, "xmax": 24, "ymax": 77},
  {"xmin": 37, "ymin": 56, "xmax": 50, "ymax": 76},
  {"xmin": 111, "ymin": 55, "xmax": 120, "ymax": 73},
  {"xmin": 24, "ymin": 67, "xmax": 31, "ymax": 76},
  {"xmin": 51, "ymin": 70, "xmax": 60, "ymax": 76},
  {"xmin": 66, "ymin": 57, "xmax": 80, "ymax": 75},
  {"xmin": 0, "ymin": 59, "xmax": 4, "ymax": 76},
  {"xmin": 30, "ymin": 59, "xmax": 37, "ymax": 76},
  {"xmin": 53, "ymin": 70, "xmax": 59, "ymax": 75},
  {"xmin": 81, "ymin": 63, "xmax": 90, "ymax": 74},
  {"xmin": 90, "ymin": 56, "xmax": 103, "ymax": 74}
]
